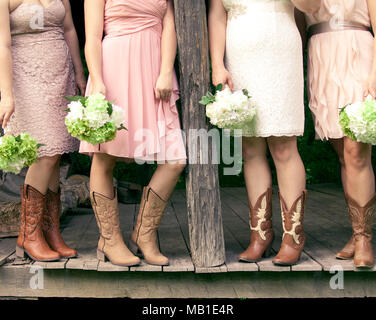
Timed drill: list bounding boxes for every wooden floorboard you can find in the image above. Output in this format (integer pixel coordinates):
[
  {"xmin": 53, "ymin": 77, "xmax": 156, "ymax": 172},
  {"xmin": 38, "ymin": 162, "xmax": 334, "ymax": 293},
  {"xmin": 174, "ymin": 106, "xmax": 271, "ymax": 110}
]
[{"xmin": 1, "ymin": 185, "xmax": 375, "ymax": 274}]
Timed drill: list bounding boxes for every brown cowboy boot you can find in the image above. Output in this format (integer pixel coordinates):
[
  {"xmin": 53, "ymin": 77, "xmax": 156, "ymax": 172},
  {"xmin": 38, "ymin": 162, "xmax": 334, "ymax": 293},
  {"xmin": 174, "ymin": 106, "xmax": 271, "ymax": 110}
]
[
  {"xmin": 16, "ymin": 185, "xmax": 60, "ymax": 262},
  {"xmin": 129, "ymin": 186, "xmax": 169, "ymax": 266},
  {"xmin": 90, "ymin": 190, "xmax": 140, "ymax": 267},
  {"xmin": 43, "ymin": 189, "xmax": 77, "ymax": 259},
  {"xmin": 346, "ymin": 193, "xmax": 376, "ymax": 268},
  {"xmin": 336, "ymin": 194, "xmax": 355, "ymax": 260},
  {"xmin": 273, "ymin": 191, "xmax": 307, "ymax": 266},
  {"xmin": 238, "ymin": 187, "xmax": 274, "ymax": 262}
]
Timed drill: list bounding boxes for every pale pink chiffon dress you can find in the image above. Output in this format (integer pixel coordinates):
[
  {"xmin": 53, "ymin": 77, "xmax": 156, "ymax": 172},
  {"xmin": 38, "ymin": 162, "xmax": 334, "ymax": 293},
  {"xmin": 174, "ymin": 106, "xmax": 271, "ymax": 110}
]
[
  {"xmin": 306, "ymin": 0, "xmax": 374, "ymax": 140},
  {"xmin": 79, "ymin": 0, "xmax": 186, "ymax": 162}
]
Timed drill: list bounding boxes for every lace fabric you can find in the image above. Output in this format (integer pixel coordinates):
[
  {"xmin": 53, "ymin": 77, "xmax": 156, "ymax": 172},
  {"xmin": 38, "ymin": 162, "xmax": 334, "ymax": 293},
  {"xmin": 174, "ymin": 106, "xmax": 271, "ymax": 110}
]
[
  {"xmin": 222, "ymin": 0, "xmax": 305, "ymax": 137},
  {"xmin": 5, "ymin": 0, "xmax": 79, "ymax": 157}
]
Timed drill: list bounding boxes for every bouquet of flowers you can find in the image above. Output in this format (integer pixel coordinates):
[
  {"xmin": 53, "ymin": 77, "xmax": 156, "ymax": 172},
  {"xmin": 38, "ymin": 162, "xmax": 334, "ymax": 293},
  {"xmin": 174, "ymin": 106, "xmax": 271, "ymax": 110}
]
[
  {"xmin": 199, "ymin": 84, "xmax": 256, "ymax": 133},
  {"xmin": 339, "ymin": 95, "xmax": 376, "ymax": 144},
  {"xmin": 65, "ymin": 93, "xmax": 126, "ymax": 145},
  {"xmin": 0, "ymin": 133, "xmax": 42, "ymax": 174}
]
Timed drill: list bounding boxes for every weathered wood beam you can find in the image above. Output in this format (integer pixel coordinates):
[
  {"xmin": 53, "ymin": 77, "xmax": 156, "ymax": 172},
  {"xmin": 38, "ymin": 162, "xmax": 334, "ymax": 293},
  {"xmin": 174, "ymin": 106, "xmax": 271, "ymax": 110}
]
[{"xmin": 174, "ymin": 0, "xmax": 225, "ymax": 267}]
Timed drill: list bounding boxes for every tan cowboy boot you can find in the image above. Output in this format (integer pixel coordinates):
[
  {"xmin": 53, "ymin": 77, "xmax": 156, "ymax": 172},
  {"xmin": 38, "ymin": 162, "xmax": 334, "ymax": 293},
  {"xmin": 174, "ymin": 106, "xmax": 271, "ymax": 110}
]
[
  {"xmin": 90, "ymin": 190, "xmax": 140, "ymax": 267},
  {"xmin": 16, "ymin": 185, "xmax": 60, "ymax": 262},
  {"xmin": 346, "ymin": 193, "xmax": 376, "ymax": 268},
  {"xmin": 273, "ymin": 191, "xmax": 307, "ymax": 266},
  {"xmin": 238, "ymin": 187, "xmax": 274, "ymax": 262},
  {"xmin": 43, "ymin": 189, "xmax": 77, "ymax": 259},
  {"xmin": 336, "ymin": 194, "xmax": 355, "ymax": 260},
  {"xmin": 336, "ymin": 235, "xmax": 356, "ymax": 260},
  {"xmin": 130, "ymin": 186, "xmax": 169, "ymax": 266}
]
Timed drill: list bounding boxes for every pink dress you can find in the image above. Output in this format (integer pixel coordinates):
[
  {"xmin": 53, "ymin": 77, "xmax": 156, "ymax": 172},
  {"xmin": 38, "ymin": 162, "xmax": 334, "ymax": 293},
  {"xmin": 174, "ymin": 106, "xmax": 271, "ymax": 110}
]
[
  {"xmin": 79, "ymin": 0, "xmax": 186, "ymax": 162},
  {"xmin": 306, "ymin": 0, "xmax": 374, "ymax": 140}
]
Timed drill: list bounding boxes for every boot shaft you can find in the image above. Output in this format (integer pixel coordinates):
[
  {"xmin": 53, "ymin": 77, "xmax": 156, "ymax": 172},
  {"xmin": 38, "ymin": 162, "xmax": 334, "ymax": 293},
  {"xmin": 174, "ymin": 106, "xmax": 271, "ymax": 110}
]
[
  {"xmin": 279, "ymin": 190, "xmax": 307, "ymax": 248},
  {"xmin": 133, "ymin": 186, "xmax": 168, "ymax": 244},
  {"xmin": 90, "ymin": 189, "xmax": 122, "ymax": 244},
  {"xmin": 19, "ymin": 185, "xmax": 47, "ymax": 243},
  {"xmin": 345, "ymin": 193, "xmax": 376, "ymax": 238},
  {"xmin": 43, "ymin": 189, "xmax": 61, "ymax": 232},
  {"xmin": 249, "ymin": 187, "xmax": 273, "ymax": 242}
]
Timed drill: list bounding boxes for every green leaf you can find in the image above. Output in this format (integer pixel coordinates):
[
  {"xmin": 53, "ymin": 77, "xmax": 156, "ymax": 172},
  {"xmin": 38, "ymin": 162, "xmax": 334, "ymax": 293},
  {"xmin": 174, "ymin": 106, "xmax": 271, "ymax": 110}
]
[{"xmin": 216, "ymin": 83, "xmax": 223, "ymax": 92}]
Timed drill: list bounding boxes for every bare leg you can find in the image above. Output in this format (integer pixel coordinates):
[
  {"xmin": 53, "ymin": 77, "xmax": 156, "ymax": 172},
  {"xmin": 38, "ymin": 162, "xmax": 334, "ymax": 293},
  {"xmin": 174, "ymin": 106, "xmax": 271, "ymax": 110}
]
[
  {"xmin": 343, "ymin": 137, "xmax": 375, "ymax": 205},
  {"xmin": 330, "ymin": 138, "xmax": 347, "ymax": 194},
  {"xmin": 90, "ymin": 153, "xmax": 117, "ymax": 198},
  {"xmin": 47, "ymin": 159, "xmax": 60, "ymax": 193},
  {"xmin": 24, "ymin": 155, "xmax": 61, "ymax": 194},
  {"xmin": 148, "ymin": 162, "xmax": 186, "ymax": 200},
  {"xmin": 267, "ymin": 136, "xmax": 306, "ymax": 208},
  {"xmin": 242, "ymin": 137, "xmax": 271, "ymax": 206}
]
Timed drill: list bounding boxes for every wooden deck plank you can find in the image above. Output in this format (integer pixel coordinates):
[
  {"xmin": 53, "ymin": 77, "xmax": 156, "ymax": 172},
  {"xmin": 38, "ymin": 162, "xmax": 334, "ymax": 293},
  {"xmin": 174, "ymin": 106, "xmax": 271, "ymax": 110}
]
[
  {"xmin": 159, "ymin": 204, "xmax": 194, "ymax": 272},
  {"xmin": 0, "ymin": 237, "xmax": 16, "ymax": 266},
  {"xmin": 65, "ymin": 213, "xmax": 98, "ymax": 270}
]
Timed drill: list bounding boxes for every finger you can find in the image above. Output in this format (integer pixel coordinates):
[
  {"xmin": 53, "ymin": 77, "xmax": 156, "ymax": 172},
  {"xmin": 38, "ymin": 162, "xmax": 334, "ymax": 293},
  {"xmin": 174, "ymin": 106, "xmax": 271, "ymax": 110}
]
[
  {"xmin": 228, "ymin": 77, "xmax": 234, "ymax": 91},
  {"xmin": 2, "ymin": 114, "xmax": 10, "ymax": 129},
  {"xmin": 364, "ymin": 88, "xmax": 370, "ymax": 99},
  {"xmin": 155, "ymin": 89, "xmax": 161, "ymax": 100},
  {"xmin": 370, "ymin": 88, "xmax": 376, "ymax": 99}
]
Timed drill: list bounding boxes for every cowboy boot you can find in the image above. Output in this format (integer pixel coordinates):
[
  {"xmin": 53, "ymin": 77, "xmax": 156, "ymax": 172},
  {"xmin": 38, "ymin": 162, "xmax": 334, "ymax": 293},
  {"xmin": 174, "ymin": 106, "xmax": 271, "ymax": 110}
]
[
  {"xmin": 346, "ymin": 193, "xmax": 376, "ymax": 268},
  {"xmin": 336, "ymin": 194, "xmax": 355, "ymax": 260},
  {"xmin": 336, "ymin": 235, "xmax": 356, "ymax": 260},
  {"xmin": 238, "ymin": 187, "xmax": 274, "ymax": 262},
  {"xmin": 90, "ymin": 190, "xmax": 140, "ymax": 267},
  {"xmin": 16, "ymin": 185, "xmax": 60, "ymax": 261},
  {"xmin": 42, "ymin": 189, "xmax": 77, "ymax": 259},
  {"xmin": 273, "ymin": 191, "xmax": 307, "ymax": 266},
  {"xmin": 129, "ymin": 186, "xmax": 169, "ymax": 266}
]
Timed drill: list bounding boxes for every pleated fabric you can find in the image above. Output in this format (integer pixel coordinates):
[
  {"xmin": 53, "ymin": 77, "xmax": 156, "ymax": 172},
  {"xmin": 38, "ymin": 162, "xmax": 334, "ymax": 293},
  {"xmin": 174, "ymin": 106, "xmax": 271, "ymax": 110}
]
[{"xmin": 306, "ymin": 0, "xmax": 374, "ymax": 140}]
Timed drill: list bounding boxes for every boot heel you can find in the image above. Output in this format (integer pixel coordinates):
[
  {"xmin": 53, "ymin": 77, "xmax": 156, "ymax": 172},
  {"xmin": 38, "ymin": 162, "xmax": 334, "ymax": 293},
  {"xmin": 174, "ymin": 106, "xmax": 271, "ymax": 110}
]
[
  {"xmin": 97, "ymin": 249, "xmax": 107, "ymax": 262},
  {"xmin": 128, "ymin": 240, "xmax": 140, "ymax": 256},
  {"xmin": 16, "ymin": 245, "xmax": 27, "ymax": 259},
  {"xmin": 262, "ymin": 245, "xmax": 273, "ymax": 258}
]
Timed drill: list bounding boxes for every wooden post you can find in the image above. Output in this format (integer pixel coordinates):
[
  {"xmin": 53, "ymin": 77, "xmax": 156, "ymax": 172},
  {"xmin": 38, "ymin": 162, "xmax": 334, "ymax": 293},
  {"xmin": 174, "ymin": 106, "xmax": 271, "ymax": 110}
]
[{"xmin": 174, "ymin": 0, "xmax": 225, "ymax": 268}]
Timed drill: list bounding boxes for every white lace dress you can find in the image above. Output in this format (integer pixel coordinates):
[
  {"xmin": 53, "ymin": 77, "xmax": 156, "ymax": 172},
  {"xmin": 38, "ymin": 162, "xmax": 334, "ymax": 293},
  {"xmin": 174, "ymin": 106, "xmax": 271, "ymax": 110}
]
[{"xmin": 223, "ymin": 0, "xmax": 305, "ymax": 137}]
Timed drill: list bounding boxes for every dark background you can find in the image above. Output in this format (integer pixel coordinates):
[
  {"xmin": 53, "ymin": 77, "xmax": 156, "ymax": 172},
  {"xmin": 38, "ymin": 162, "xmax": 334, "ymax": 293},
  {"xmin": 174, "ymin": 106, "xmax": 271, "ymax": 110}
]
[{"xmin": 66, "ymin": 1, "xmax": 375, "ymax": 188}]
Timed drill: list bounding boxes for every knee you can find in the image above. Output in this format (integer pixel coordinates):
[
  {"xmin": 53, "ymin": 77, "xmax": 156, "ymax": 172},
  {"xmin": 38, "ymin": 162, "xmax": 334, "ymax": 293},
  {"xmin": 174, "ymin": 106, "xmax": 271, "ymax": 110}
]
[
  {"xmin": 268, "ymin": 139, "xmax": 296, "ymax": 163},
  {"xmin": 37, "ymin": 155, "xmax": 60, "ymax": 169},
  {"xmin": 344, "ymin": 145, "xmax": 370, "ymax": 170},
  {"xmin": 167, "ymin": 162, "xmax": 186, "ymax": 175},
  {"xmin": 93, "ymin": 153, "xmax": 116, "ymax": 173},
  {"xmin": 242, "ymin": 143, "xmax": 265, "ymax": 162}
]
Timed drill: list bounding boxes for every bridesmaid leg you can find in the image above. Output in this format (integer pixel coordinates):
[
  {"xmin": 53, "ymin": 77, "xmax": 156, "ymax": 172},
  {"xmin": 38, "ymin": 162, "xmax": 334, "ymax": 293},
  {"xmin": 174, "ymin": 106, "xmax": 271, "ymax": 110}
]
[
  {"xmin": 238, "ymin": 137, "xmax": 274, "ymax": 262},
  {"xmin": 242, "ymin": 137, "xmax": 272, "ymax": 206},
  {"xmin": 90, "ymin": 152, "xmax": 117, "ymax": 198},
  {"xmin": 24, "ymin": 155, "xmax": 61, "ymax": 194},
  {"xmin": 130, "ymin": 161, "xmax": 186, "ymax": 266},
  {"xmin": 330, "ymin": 138, "xmax": 347, "ymax": 193},
  {"xmin": 148, "ymin": 162, "xmax": 186, "ymax": 200},
  {"xmin": 89, "ymin": 152, "xmax": 140, "ymax": 267},
  {"xmin": 267, "ymin": 136, "xmax": 306, "ymax": 207},
  {"xmin": 343, "ymin": 138, "xmax": 375, "ymax": 205},
  {"xmin": 343, "ymin": 138, "xmax": 375, "ymax": 268},
  {"xmin": 267, "ymin": 136, "xmax": 306, "ymax": 266},
  {"xmin": 17, "ymin": 155, "xmax": 62, "ymax": 261}
]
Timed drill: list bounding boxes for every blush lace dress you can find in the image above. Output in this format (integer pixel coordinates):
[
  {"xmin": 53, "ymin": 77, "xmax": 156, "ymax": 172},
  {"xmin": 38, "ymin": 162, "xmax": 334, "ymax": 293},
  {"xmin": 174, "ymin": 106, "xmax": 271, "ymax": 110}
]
[
  {"xmin": 222, "ymin": 0, "xmax": 305, "ymax": 137},
  {"xmin": 5, "ymin": 0, "xmax": 79, "ymax": 157}
]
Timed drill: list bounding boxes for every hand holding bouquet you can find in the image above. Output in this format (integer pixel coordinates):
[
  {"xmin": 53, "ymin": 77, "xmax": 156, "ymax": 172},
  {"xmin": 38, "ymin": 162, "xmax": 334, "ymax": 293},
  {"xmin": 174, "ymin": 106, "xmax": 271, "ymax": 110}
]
[
  {"xmin": 65, "ymin": 93, "xmax": 126, "ymax": 145},
  {"xmin": 339, "ymin": 95, "xmax": 376, "ymax": 144},
  {"xmin": 0, "ymin": 134, "xmax": 41, "ymax": 174},
  {"xmin": 200, "ymin": 84, "xmax": 256, "ymax": 133}
]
